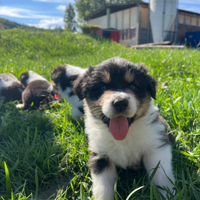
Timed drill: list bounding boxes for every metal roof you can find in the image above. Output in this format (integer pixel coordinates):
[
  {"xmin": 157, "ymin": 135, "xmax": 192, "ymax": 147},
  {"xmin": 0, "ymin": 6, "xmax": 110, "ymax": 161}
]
[
  {"xmin": 84, "ymin": 1, "xmax": 147, "ymax": 20},
  {"xmin": 85, "ymin": 0, "xmax": 200, "ymax": 20}
]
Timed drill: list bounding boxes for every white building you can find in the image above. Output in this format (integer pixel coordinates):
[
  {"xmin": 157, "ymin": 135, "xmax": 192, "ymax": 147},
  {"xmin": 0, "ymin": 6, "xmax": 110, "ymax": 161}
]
[{"xmin": 85, "ymin": 1, "xmax": 200, "ymax": 46}]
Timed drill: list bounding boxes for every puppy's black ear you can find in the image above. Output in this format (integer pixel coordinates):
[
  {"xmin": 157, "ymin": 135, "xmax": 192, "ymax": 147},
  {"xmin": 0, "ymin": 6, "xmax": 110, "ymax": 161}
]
[
  {"xmin": 51, "ymin": 65, "xmax": 65, "ymax": 84},
  {"xmin": 147, "ymin": 75, "xmax": 157, "ymax": 99},
  {"xmin": 19, "ymin": 71, "xmax": 29, "ymax": 87},
  {"xmin": 73, "ymin": 66, "xmax": 94, "ymax": 100}
]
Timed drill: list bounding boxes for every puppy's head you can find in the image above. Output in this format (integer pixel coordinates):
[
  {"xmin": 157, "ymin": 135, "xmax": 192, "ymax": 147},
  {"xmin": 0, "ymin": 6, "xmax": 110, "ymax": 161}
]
[
  {"xmin": 51, "ymin": 64, "xmax": 86, "ymax": 99},
  {"xmin": 19, "ymin": 70, "xmax": 46, "ymax": 87},
  {"xmin": 73, "ymin": 57, "xmax": 156, "ymax": 140},
  {"xmin": 51, "ymin": 65, "xmax": 66, "ymax": 94}
]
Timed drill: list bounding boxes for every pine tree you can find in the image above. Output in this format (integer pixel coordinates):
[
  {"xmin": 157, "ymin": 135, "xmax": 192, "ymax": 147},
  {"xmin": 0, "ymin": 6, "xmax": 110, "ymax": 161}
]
[{"xmin": 64, "ymin": 3, "xmax": 77, "ymax": 32}]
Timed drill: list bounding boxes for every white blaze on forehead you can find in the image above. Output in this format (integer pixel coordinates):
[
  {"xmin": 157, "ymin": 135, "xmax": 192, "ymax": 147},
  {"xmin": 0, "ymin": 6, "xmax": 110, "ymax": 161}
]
[
  {"xmin": 102, "ymin": 91, "xmax": 137, "ymax": 118},
  {"xmin": 65, "ymin": 64, "xmax": 87, "ymax": 77},
  {"xmin": 26, "ymin": 70, "xmax": 47, "ymax": 84}
]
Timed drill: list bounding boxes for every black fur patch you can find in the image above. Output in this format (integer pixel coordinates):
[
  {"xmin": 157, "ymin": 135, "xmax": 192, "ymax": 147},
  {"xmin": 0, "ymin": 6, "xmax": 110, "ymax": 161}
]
[
  {"xmin": 73, "ymin": 67, "xmax": 94, "ymax": 100},
  {"xmin": 78, "ymin": 106, "xmax": 84, "ymax": 114},
  {"xmin": 89, "ymin": 152, "xmax": 110, "ymax": 175},
  {"xmin": 68, "ymin": 91, "xmax": 74, "ymax": 97},
  {"xmin": 51, "ymin": 65, "xmax": 78, "ymax": 91},
  {"xmin": 19, "ymin": 71, "xmax": 29, "ymax": 87}
]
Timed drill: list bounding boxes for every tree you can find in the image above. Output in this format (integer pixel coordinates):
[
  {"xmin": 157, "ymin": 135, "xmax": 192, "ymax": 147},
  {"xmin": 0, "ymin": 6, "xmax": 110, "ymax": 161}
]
[
  {"xmin": 75, "ymin": 0, "xmax": 106, "ymax": 23},
  {"xmin": 64, "ymin": 3, "xmax": 77, "ymax": 32}
]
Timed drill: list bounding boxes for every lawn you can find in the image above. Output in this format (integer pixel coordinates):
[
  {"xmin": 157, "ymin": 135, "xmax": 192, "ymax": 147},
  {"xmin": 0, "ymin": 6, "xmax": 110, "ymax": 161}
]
[{"xmin": 0, "ymin": 29, "xmax": 200, "ymax": 200}]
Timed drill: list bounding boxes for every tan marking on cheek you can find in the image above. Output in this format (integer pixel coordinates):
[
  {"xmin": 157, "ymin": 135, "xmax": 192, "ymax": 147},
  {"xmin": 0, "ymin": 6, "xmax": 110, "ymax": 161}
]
[
  {"xmin": 136, "ymin": 95, "xmax": 151, "ymax": 118},
  {"xmin": 100, "ymin": 71, "xmax": 111, "ymax": 84},
  {"xmin": 124, "ymin": 71, "xmax": 134, "ymax": 83},
  {"xmin": 98, "ymin": 91, "xmax": 115, "ymax": 106},
  {"xmin": 126, "ymin": 89, "xmax": 151, "ymax": 118}
]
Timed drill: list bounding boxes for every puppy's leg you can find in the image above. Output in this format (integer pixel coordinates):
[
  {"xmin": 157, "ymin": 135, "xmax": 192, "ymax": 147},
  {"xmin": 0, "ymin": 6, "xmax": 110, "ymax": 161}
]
[
  {"xmin": 143, "ymin": 145, "xmax": 175, "ymax": 199},
  {"xmin": 90, "ymin": 153, "xmax": 117, "ymax": 200}
]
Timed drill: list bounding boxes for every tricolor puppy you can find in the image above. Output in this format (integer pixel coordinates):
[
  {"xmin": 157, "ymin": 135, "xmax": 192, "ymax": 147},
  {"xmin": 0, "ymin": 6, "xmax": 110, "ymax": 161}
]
[
  {"xmin": 73, "ymin": 57, "xmax": 175, "ymax": 200},
  {"xmin": 0, "ymin": 73, "xmax": 24, "ymax": 102},
  {"xmin": 17, "ymin": 70, "xmax": 55, "ymax": 109},
  {"xmin": 51, "ymin": 64, "xmax": 87, "ymax": 119}
]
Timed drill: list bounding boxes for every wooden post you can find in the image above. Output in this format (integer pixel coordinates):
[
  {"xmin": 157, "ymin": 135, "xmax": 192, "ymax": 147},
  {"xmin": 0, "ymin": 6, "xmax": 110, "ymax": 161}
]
[
  {"xmin": 175, "ymin": 0, "xmax": 179, "ymax": 44},
  {"xmin": 107, "ymin": 8, "xmax": 110, "ymax": 28},
  {"xmin": 147, "ymin": 0, "xmax": 151, "ymax": 43},
  {"xmin": 137, "ymin": 6, "xmax": 141, "ymax": 45}
]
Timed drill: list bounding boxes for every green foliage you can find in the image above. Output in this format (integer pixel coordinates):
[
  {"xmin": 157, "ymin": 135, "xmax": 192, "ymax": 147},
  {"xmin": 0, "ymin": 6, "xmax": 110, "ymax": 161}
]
[
  {"xmin": 75, "ymin": 0, "xmax": 106, "ymax": 22},
  {"xmin": 0, "ymin": 29, "xmax": 200, "ymax": 199},
  {"xmin": 79, "ymin": 24, "xmax": 101, "ymax": 34},
  {"xmin": 64, "ymin": 3, "xmax": 77, "ymax": 32}
]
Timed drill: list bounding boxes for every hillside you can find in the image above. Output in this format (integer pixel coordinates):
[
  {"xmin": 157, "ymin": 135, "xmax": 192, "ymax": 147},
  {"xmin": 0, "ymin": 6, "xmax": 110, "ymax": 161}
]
[
  {"xmin": 0, "ymin": 17, "xmax": 43, "ymax": 30},
  {"xmin": 0, "ymin": 29, "xmax": 200, "ymax": 199}
]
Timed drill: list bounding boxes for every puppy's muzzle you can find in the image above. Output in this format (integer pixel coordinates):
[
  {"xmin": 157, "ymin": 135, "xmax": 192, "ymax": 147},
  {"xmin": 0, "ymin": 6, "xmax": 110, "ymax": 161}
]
[{"xmin": 112, "ymin": 99, "xmax": 128, "ymax": 112}]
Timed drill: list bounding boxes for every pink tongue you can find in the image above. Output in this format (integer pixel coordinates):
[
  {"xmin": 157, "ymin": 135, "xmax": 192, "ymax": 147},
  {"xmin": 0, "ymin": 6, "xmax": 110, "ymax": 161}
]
[
  {"xmin": 54, "ymin": 93, "xmax": 59, "ymax": 99},
  {"xmin": 109, "ymin": 116, "xmax": 129, "ymax": 141}
]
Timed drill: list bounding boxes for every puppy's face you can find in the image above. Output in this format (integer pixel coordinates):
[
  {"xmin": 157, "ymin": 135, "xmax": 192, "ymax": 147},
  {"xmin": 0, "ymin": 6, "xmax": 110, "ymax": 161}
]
[
  {"xmin": 51, "ymin": 65, "xmax": 82, "ymax": 100},
  {"xmin": 51, "ymin": 65, "xmax": 66, "ymax": 96},
  {"xmin": 73, "ymin": 57, "xmax": 156, "ymax": 140}
]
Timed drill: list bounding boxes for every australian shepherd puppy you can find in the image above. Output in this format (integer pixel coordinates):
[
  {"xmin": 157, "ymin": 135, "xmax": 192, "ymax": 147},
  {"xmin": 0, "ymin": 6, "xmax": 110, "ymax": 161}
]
[
  {"xmin": 73, "ymin": 57, "xmax": 175, "ymax": 200},
  {"xmin": 17, "ymin": 70, "xmax": 55, "ymax": 109},
  {"xmin": 0, "ymin": 73, "xmax": 24, "ymax": 102},
  {"xmin": 51, "ymin": 64, "xmax": 87, "ymax": 119}
]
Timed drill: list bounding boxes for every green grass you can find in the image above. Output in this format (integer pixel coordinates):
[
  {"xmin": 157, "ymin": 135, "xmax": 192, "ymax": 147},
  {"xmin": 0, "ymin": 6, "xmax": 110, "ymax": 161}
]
[{"xmin": 0, "ymin": 29, "xmax": 200, "ymax": 200}]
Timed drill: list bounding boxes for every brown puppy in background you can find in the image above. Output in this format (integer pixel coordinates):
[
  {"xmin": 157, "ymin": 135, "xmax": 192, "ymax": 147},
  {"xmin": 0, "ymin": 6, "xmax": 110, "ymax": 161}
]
[
  {"xmin": 17, "ymin": 70, "xmax": 55, "ymax": 109},
  {"xmin": 0, "ymin": 73, "xmax": 24, "ymax": 102}
]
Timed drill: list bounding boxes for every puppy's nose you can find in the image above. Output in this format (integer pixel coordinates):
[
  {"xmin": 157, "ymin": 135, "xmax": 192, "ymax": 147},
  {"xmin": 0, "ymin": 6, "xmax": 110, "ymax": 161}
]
[{"xmin": 112, "ymin": 99, "xmax": 128, "ymax": 112}]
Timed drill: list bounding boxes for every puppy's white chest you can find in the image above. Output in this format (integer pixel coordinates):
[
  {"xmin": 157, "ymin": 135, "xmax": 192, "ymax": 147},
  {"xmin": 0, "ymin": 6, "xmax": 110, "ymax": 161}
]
[
  {"xmin": 102, "ymin": 127, "xmax": 152, "ymax": 168},
  {"xmin": 87, "ymin": 113, "xmax": 164, "ymax": 169}
]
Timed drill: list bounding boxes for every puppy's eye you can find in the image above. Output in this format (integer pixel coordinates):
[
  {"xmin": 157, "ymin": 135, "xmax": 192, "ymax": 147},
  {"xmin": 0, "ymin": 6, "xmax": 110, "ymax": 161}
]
[
  {"xmin": 101, "ymin": 85, "xmax": 107, "ymax": 91},
  {"xmin": 130, "ymin": 84, "xmax": 136, "ymax": 90}
]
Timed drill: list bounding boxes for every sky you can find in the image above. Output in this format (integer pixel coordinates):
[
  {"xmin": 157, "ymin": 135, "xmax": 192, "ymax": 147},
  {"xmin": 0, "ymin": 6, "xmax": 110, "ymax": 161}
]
[{"xmin": 0, "ymin": 0, "xmax": 200, "ymax": 29}]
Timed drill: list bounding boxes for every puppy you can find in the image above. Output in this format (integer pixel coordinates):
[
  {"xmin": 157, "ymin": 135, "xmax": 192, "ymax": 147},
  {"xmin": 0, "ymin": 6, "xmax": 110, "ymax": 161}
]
[
  {"xmin": 0, "ymin": 73, "xmax": 24, "ymax": 102},
  {"xmin": 51, "ymin": 64, "xmax": 87, "ymax": 119},
  {"xmin": 19, "ymin": 70, "xmax": 47, "ymax": 87},
  {"xmin": 73, "ymin": 57, "xmax": 175, "ymax": 200},
  {"xmin": 17, "ymin": 70, "xmax": 55, "ymax": 109}
]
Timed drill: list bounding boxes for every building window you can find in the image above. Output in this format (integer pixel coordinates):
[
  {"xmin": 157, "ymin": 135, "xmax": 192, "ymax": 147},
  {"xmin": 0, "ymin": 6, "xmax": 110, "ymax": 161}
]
[
  {"xmin": 130, "ymin": 27, "xmax": 136, "ymax": 39},
  {"xmin": 122, "ymin": 29, "xmax": 129, "ymax": 40}
]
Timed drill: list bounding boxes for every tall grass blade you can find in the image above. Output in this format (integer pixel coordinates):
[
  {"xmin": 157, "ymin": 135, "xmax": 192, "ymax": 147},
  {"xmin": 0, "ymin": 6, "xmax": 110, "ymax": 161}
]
[
  {"xmin": 80, "ymin": 182, "xmax": 86, "ymax": 200},
  {"xmin": 4, "ymin": 162, "xmax": 11, "ymax": 198},
  {"xmin": 35, "ymin": 167, "xmax": 39, "ymax": 200},
  {"xmin": 126, "ymin": 186, "xmax": 144, "ymax": 200}
]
